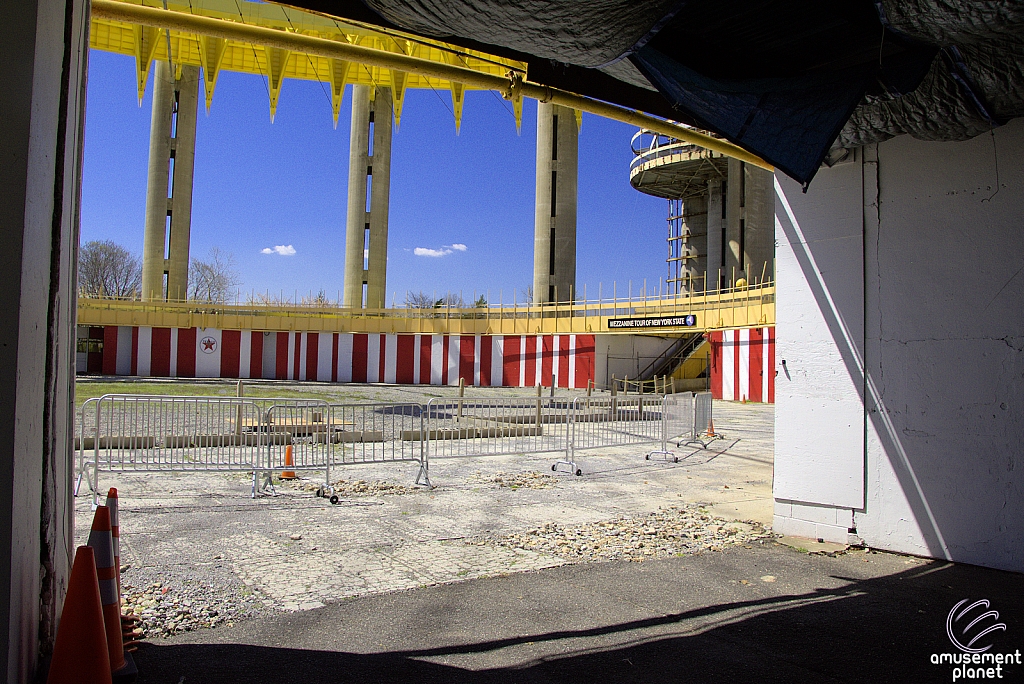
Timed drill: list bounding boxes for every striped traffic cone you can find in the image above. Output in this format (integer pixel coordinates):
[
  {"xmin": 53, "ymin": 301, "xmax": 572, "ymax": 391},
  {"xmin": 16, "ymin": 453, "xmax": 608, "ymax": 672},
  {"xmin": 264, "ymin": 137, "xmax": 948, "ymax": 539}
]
[
  {"xmin": 46, "ymin": 546, "xmax": 112, "ymax": 684},
  {"xmin": 280, "ymin": 444, "xmax": 297, "ymax": 480},
  {"xmin": 107, "ymin": 489, "xmax": 142, "ymax": 651},
  {"xmin": 87, "ymin": 506, "xmax": 126, "ymax": 673}
]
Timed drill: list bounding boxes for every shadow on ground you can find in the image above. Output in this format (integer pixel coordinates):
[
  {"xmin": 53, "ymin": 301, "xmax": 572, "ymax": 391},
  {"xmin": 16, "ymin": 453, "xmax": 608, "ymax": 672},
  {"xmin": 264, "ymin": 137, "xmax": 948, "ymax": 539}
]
[{"xmin": 132, "ymin": 544, "xmax": 1023, "ymax": 684}]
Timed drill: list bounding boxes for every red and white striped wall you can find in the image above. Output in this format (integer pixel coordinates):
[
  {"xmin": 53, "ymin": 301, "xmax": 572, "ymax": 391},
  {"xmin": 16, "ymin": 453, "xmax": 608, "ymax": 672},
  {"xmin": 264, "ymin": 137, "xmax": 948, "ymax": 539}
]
[
  {"xmin": 708, "ymin": 328, "xmax": 775, "ymax": 403},
  {"xmin": 97, "ymin": 326, "xmax": 595, "ymax": 388}
]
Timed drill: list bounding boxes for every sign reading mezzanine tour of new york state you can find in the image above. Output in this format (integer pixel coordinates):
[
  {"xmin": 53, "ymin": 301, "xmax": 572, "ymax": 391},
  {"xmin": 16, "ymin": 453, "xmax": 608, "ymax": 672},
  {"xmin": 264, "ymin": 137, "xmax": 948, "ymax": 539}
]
[{"xmin": 607, "ymin": 315, "xmax": 697, "ymax": 330}]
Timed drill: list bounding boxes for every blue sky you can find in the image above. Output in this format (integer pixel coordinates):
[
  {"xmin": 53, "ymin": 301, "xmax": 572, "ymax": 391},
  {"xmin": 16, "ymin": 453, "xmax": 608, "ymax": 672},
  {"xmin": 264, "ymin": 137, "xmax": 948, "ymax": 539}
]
[{"xmin": 81, "ymin": 50, "xmax": 670, "ymax": 304}]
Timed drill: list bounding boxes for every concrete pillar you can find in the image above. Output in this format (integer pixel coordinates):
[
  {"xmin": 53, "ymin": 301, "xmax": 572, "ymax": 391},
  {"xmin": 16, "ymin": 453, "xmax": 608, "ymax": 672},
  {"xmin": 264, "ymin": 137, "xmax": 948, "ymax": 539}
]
[
  {"xmin": 533, "ymin": 103, "xmax": 578, "ymax": 304},
  {"xmin": 706, "ymin": 178, "xmax": 725, "ymax": 290},
  {"xmin": 681, "ymin": 195, "xmax": 708, "ymax": 293},
  {"xmin": 725, "ymin": 157, "xmax": 744, "ymax": 285},
  {"xmin": 743, "ymin": 165, "xmax": 775, "ymax": 283},
  {"xmin": 344, "ymin": 85, "xmax": 393, "ymax": 309},
  {"xmin": 1, "ymin": 0, "xmax": 88, "ymax": 676},
  {"xmin": 141, "ymin": 61, "xmax": 200, "ymax": 301}
]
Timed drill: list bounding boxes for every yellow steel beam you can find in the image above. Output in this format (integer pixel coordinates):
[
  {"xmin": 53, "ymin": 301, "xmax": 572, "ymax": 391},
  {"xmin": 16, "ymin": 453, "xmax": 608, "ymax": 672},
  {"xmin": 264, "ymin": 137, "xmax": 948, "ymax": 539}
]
[{"xmin": 90, "ymin": 0, "xmax": 773, "ymax": 170}]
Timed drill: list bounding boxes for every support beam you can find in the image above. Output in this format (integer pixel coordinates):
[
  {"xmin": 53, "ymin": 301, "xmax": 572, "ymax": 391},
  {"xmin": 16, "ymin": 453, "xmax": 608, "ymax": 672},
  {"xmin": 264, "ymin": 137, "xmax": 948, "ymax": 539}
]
[
  {"xmin": 706, "ymin": 178, "xmax": 725, "ymax": 290},
  {"xmin": 0, "ymin": 0, "xmax": 88, "ymax": 677},
  {"xmin": 680, "ymin": 195, "xmax": 708, "ymax": 293},
  {"xmin": 141, "ymin": 61, "xmax": 199, "ymax": 301},
  {"xmin": 533, "ymin": 103, "xmax": 578, "ymax": 304},
  {"xmin": 344, "ymin": 85, "xmax": 393, "ymax": 309}
]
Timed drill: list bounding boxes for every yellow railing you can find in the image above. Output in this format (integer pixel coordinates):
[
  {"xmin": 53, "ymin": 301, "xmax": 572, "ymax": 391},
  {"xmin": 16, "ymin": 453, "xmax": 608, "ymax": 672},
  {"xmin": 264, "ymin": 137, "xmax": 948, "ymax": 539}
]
[{"xmin": 77, "ymin": 283, "xmax": 774, "ymax": 335}]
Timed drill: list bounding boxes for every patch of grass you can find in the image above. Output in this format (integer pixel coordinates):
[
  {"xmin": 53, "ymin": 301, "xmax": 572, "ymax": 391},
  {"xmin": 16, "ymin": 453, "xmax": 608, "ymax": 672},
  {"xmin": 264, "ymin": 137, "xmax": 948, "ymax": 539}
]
[{"xmin": 74, "ymin": 380, "xmax": 340, "ymax": 409}]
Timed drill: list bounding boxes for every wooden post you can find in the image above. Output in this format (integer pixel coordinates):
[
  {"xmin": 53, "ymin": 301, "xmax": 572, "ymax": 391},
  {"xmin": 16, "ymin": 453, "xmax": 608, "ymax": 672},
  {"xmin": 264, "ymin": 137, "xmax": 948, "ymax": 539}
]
[
  {"xmin": 671, "ymin": 376, "xmax": 677, "ymax": 394},
  {"xmin": 610, "ymin": 378, "xmax": 618, "ymax": 417},
  {"xmin": 535, "ymin": 383, "xmax": 543, "ymax": 426},
  {"xmin": 624, "ymin": 376, "xmax": 629, "ymax": 396},
  {"xmin": 235, "ymin": 379, "xmax": 244, "ymax": 436},
  {"xmin": 587, "ymin": 379, "xmax": 593, "ymax": 397},
  {"xmin": 457, "ymin": 377, "xmax": 465, "ymax": 422}
]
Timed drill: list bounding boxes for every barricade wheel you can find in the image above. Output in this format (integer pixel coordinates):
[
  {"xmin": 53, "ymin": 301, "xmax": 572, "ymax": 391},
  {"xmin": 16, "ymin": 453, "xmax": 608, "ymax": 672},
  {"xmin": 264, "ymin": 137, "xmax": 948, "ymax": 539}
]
[
  {"xmin": 575, "ymin": 469, "xmax": 582, "ymax": 477},
  {"xmin": 329, "ymin": 495, "xmax": 339, "ymax": 505},
  {"xmin": 315, "ymin": 486, "xmax": 324, "ymax": 498},
  {"xmin": 673, "ymin": 457, "xmax": 679, "ymax": 463},
  {"xmin": 644, "ymin": 454, "xmax": 650, "ymax": 460},
  {"xmin": 551, "ymin": 465, "xmax": 557, "ymax": 472}
]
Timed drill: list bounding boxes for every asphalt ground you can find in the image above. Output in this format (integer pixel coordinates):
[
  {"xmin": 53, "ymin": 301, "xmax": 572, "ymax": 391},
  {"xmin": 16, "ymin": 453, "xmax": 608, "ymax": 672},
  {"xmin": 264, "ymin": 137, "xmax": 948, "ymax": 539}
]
[{"xmin": 131, "ymin": 540, "xmax": 1024, "ymax": 684}]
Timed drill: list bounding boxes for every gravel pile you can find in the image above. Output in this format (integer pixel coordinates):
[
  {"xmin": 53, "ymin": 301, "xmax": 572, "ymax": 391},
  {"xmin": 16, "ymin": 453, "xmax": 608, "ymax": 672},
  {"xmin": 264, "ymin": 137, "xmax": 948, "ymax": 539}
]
[
  {"xmin": 120, "ymin": 576, "xmax": 264, "ymax": 639},
  {"xmin": 472, "ymin": 471, "xmax": 559, "ymax": 490},
  {"xmin": 290, "ymin": 477, "xmax": 414, "ymax": 496},
  {"xmin": 484, "ymin": 505, "xmax": 769, "ymax": 562}
]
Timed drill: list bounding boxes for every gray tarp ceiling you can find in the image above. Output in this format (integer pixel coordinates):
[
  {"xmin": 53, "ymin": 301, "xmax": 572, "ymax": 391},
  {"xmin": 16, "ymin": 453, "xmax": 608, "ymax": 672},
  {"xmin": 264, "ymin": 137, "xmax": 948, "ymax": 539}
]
[{"xmin": 284, "ymin": 0, "xmax": 1024, "ymax": 186}]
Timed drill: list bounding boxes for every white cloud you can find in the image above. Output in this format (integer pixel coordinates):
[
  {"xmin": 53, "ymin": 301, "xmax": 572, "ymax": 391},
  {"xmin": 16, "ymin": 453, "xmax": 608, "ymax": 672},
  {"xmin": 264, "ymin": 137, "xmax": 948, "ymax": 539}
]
[
  {"xmin": 414, "ymin": 247, "xmax": 452, "ymax": 257},
  {"xmin": 261, "ymin": 244, "xmax": 296, "ymax": 256},
  {"xmin": 449, "ymin": 243, "xmax": 468, "ymax": 251}
]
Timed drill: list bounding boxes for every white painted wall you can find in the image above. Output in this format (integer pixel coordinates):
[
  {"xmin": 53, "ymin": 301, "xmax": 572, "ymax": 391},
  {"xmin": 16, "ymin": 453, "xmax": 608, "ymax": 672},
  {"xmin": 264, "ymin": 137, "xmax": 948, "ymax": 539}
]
[{"xmin": 774, "ymin": 120, "xmax": 1024, "ymax": 573}]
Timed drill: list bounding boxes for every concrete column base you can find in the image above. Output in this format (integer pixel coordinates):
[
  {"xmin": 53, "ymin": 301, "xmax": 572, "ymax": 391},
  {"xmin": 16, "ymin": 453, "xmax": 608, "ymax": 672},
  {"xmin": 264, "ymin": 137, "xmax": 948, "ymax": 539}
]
[{"xmin": 773, "ymin": 500, "xmax": 857, "ymax": 545}]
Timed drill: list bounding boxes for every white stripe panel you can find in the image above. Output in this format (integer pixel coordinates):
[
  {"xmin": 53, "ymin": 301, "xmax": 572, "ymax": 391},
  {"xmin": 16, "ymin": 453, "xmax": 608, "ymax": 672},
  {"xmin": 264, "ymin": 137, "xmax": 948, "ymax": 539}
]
[
  {"xmin": 535, "ymin": 337, "xmax": 543, "ymax": 386},
  {"xmin": 239, "ymin": 330, "xmax": 252, "ymax": 379},
  {"xmin": 447, "ymin": 335, "xmax": 460, "ymax": 386},
  {"xmin": 473, "ymin": 336, "xmax": 481, "ymax": 386},
  {"xmin": 491, "ymin": 337, "xmax": 503, "ymax": 388},
  {"xmin": 739, "ymin": 328, "xmax": 750, "ymax": 401},
  {"xmin": 722, "ymin": 331, "xmax": 735, "ymax": 401},
  {"xmin": 384, "ymin": 334, "xmax": 398, "ymax": 384},
  {"xmin": 286, "ymin": 333, "xmax": 296, "ymax": 381},
  {"xmin": 430, "ymin": 336, "xmax": 444, "ymax": 385},
  {"xmin": 136, "ymin": 327, "xmax": 152, "ymax": 376},
  {"xmin": 299, "ymin": 333, "xmax": 308, "ymax": 381},
  {"xmin": 116, "ymin": 326, "xmax": 132, "ymax": 375},
  {"xmin": 518, "ymin": 337, "xmax": 526, "ymax": 387},
  {"xmin": 366, "ymin": 334, "xmax": 380, "ymax": 383},
  {"xmin": 195, "ymin": 328, "xmax": 222, "ymax": 378},
  {"xmin": 169, "ymin": 328, "xmax": 178, "ymax": 377},
  {"xmin": 568, "ymin": 335, "xmax": 577, "ymax": 389},
  {"xmin": 762, "ymin": 327, "xmax": 770, "ymax": 401},
  {"xmin": 413, "ymin": 335, "xmax": 422, "ymax": 384},
  {"xmin": 551, "ymin": 335, "xmax": 559, "ymax": 388},
  {"xmin": 317, "ymin": 333, "xmax": 333, "ymax": 382},
  {"xmin": 336, "ymin": 334, "xmax": 353, "ymax": 383}
]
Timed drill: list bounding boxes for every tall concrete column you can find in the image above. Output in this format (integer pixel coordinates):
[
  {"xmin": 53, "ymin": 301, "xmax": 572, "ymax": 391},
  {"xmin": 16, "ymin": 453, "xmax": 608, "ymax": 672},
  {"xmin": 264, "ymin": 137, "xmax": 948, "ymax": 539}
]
[
  {"xmin": 706, "ymin": 178, "xmax": 725, "ymax": 290},
  {"xmin": 680, "ymin": 195, "xmax": 708, "ymax": 293},
  {"xmin": 533, "ymin": 103, "xmax": 578, "ymax": 304},
  {"xmin": 141, "ymin": 61, "xmax": 200, "ymax": 301},
  {"xmin": 344, "ymin": 85, "xmax": 393, "ymax": 309},
  {"xmin": 1, "ymin": 0, "xmax": 87, "ymax": 676},
  {"xmin": 725, "ymin": 157, "xmax": 745, "ymax": 285},
  {"xmin": 743, "ymin": 165, "xmax": 775, "ymax": 283}
]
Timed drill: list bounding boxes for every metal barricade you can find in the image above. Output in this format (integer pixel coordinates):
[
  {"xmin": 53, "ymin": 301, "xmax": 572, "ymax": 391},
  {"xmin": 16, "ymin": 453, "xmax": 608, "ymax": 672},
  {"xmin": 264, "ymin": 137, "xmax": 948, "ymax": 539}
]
[
  {"xmin": 646, "ymin": 392, "xmax": 694, "ymax": 462},
  {"xmin": 568, "ymin": 395, "xmax": 666, "ymax": 470},
  {"xmin": 260, "ymin": 400, "xmax": 332, "ymax": 493},
  {"xmin": 422, "ymin": 396, "xmax": 573, "ymax": 477},
  {"xmin": 85, "ymin": 394, "xmax": 266, "ymax": 502},
  {"xmin": 326, "ymin": 403, "xmax": 429, "ymax": 487},
  {"xmin": 681, "ymin": 391, "xmax": 718, "ymax": 448},
  {"xmin": 74, "ymin": 397, "xmax": 100, "ymax": 497}
]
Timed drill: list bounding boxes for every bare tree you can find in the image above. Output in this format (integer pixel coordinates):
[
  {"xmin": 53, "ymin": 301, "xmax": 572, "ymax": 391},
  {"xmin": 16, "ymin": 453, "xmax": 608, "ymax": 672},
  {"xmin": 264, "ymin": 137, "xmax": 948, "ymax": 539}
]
[
  {"xmin": 78, "ymin": 240, "xmax": 142, "ymax": 298},
  {"xmin": 519, "ymin": 286, "xmax": 534, "ymax": 304},
  {"xmin": 188, "ymin": 247, "xmax": 241, "ymax": 303},
  {"xmin": 404, "ymin": 291, "xmax": 434, "ymax": 309},
  {"xmin": 435, "ymin": 292, "xmax": 466, "ymax": 308}
]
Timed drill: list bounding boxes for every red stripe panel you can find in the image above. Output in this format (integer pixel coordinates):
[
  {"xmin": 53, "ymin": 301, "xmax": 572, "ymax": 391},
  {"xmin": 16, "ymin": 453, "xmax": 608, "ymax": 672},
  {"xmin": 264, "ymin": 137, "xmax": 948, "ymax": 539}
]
[
  {"xmin": 332, "ymin": 333, "xmax": 340, "ymax": 382},
  {"xmin": 441, "ymin": 336, "xmax": 450, "ymax": 385},
  {"xmin": 177, "ymin": 328, "xmax": 196, "ymax": 378},
  {"xmin": 275, "ymin": 332, "xmax": 289, "ymax": 380},
  {"xmin": 733, "ymin": 330, "xmax": 741, "ymax": 401},
  {"xmin": 502, "ymin": 336, "xmax": 520, "ymax": 387},
  {"xmin": 479, "ymin": 336, "xmax": 492, "ymax": 386},
  {"xmin": 419, "ymin": 335, "xmax": 432, "ymax": 385},
  {"xmin": 557, "ymin": 336, "xmax": 570, "ymax": 388},
  {"xmin": 130, "ymin": 327, "xmax": 139, "ymax": 375},
  {"xmin": 540, "ymin": 336, "xmax": 554, "ymax": 387},
  {"xmin": 221, "ymin": 330, "xmax": 241, "ymax": 378},
  {"xmin": 396, "ymin": 335, "xmax": 415, "ymax": 384},
  {"xmin": 709, "ymin": 332, "xmax": 722, "ymax": 400},
  {"xmin": 306, "ymin": 333, "xmax": 319, "ymax": 381},
  {"xmin": 523, "ymin": 336, "xmax": 536, "ymax": 387},
  {"xmin": 748, "ymin": 328, "xmax": 764, "ymax": 403},
  {"xmin": 378, "ymin": 335, "xmax": 386, "ymax": 384},
  {"xmin": 767, "ymin": 327, "xmax": 776, "ymax": 403},
  {"xmin": 151, "ymin": 328, "xmax": 172, "ymax": 377},
  {"xmin": 574, "ymin": 335, "xmax": 594, "ymax": 389},
  {"xmin": 459, "ymin": 336, "xmax": 474, "ymax": 385},
  {"xmin": 351, "ymin": 334, "xmax": 368, "ymax": 383},
  {"xmin": 102, "ymin": 326, "xmax": 118, "ymax": 375},
  {"xmin": 250, "ymin": 331, "xmax": 263, "ymax": 379},
  {"xmin": 293, "ymin": 334, "xmax": 301, "ymax": 381}
]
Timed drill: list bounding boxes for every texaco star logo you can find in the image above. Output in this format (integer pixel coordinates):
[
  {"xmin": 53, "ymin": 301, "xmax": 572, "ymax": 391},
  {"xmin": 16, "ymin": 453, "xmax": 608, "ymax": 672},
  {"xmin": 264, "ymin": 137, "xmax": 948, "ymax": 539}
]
[{"xmin": 200, "ymin": 336, "xmax": 217, "ymax": 354}]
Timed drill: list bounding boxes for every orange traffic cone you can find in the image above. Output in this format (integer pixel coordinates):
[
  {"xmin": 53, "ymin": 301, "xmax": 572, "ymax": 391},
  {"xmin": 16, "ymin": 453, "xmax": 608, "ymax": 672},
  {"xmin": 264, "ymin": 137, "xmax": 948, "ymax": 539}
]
[
  {"xmin": 46, "ymin": 545, "xmax": 112, "ymax": 684},
  {"xmin": 280, "ymin": 444, "xmax": 297, "ymax": 480},
  {"xmin": 707, "ymin": 418, "xmax": 718, "ymax": 438},
  {"xmin": 87, "ymin": 506, "xmax": 126, "ymax": 673},
  {"xmin": 107, "ymin": 489, "xmax": 142, "ymax": 651}
]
